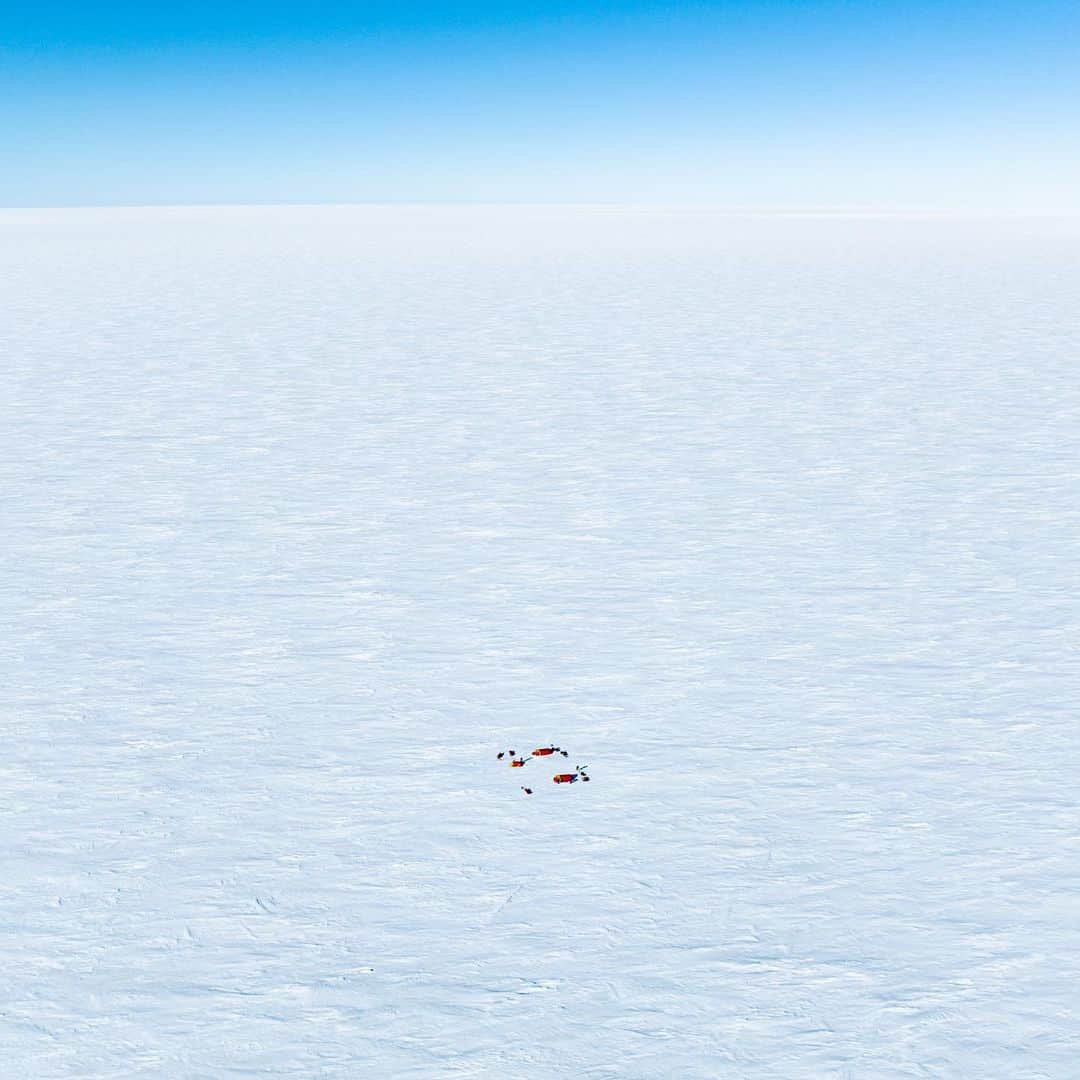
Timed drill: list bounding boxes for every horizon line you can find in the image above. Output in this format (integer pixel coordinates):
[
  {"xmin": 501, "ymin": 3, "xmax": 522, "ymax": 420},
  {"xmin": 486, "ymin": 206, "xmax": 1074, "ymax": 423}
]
[{"xmin": 2, "ymin": 200, "xmax": 1077, "ymax": 218}]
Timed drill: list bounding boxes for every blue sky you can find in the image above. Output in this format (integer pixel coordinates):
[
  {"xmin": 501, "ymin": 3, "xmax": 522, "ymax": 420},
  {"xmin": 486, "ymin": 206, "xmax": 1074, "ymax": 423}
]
[{"xmin": 2, "ymin": 1, "xmax": 1077, "ymax": 207}]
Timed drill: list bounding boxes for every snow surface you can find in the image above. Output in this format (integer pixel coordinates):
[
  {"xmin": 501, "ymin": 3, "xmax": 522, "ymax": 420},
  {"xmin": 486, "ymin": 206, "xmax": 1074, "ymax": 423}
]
[{"xmin": 2, "ymin": 205, "xmax": 1079, "ymax": 1078}]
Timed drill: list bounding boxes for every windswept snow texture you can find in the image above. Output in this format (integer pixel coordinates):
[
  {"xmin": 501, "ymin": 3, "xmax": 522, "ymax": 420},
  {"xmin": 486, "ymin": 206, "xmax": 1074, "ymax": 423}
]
[{"xmin": 3, "ymin": 206, "xmax": 1080, "ymax": 1078}]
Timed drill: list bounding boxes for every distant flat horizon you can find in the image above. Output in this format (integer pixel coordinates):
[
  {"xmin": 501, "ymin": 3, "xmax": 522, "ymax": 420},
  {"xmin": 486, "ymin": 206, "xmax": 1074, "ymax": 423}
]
[{"xmin": 2, "ymin": 201, "xmax": 1077, "ymax": 217}]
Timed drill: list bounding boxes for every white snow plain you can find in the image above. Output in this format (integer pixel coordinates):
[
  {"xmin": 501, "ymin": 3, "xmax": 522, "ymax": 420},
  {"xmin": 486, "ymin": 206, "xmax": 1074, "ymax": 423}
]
[{"xmin": 1, "ymin": 205, "xmax": 1079, "ymax": 1078}]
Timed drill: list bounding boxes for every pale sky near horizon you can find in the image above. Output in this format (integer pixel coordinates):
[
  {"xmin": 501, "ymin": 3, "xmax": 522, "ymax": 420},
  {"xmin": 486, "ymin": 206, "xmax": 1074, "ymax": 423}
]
[{"xmin": 2, "ymin": 1, "xmax": 1078, "ymax": 209}]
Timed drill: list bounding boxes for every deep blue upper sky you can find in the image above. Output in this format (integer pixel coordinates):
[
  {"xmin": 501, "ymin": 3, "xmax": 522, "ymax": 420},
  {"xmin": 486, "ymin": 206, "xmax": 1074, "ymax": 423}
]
[{"xmin": 2, "ymin": 1, "xmax": 1077, "ymax": 207}]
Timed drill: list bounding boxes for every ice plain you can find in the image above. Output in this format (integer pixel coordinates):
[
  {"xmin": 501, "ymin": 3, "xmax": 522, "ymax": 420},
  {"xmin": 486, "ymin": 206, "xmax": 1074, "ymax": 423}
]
[{"xmin": 1, "ymin": 205, "xmax": 1079, "ymax": 1077}]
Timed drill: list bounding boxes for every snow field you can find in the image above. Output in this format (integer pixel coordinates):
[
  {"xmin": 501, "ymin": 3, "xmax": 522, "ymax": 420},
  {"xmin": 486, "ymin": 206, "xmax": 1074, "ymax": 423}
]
[{"xmin": 1, "ymin": 206, "xmax": 1079, "ymax": 1076}]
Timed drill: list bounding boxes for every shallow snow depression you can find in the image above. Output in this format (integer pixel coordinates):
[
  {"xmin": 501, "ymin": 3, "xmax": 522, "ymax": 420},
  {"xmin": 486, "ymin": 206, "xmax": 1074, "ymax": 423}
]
[{"xmin": 1, "ymin": 206, "xmax": 1078, "ymax": 1077}]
